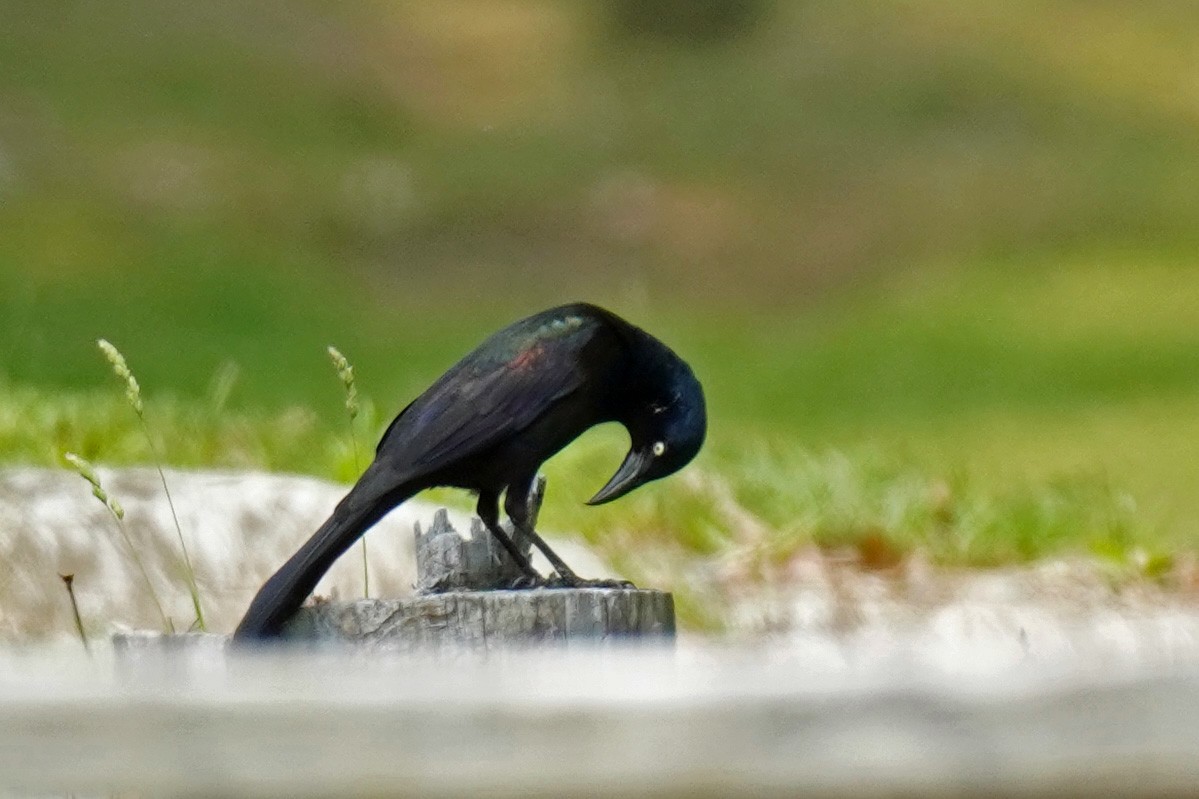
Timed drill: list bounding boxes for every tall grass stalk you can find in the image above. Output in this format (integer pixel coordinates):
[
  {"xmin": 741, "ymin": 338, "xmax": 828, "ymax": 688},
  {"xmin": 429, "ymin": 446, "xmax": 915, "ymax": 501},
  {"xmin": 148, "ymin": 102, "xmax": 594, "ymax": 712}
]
[
  {"xmin": 97, "ymin": 339, "xmax": 206, "ymax": 630},
  {"xmin": 328, "ymin": 345, "xmax": 369, "ymax": 598},
  {"xmin": 64, "ymin": 452, "xmax": 173, "ymax": 633}
]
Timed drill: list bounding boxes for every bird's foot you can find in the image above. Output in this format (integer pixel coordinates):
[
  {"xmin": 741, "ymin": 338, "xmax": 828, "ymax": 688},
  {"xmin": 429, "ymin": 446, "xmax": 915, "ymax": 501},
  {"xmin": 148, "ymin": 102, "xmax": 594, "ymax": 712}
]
[
  {"xmin": 546, "ymin": 575, "xmax": 636, "ymax": 590},
  {"xmin": 506, "ymin": 574, "xmax": 548, "ymax": 590}
]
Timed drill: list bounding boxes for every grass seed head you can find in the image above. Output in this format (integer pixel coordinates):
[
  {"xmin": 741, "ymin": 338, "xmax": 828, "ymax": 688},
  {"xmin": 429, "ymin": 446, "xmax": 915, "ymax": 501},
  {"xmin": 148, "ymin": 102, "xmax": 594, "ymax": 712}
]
[
  {"xmin": 64, "ymin": 451, "xmax": 124, "ymax": 519},
  {"xmin": 327, "ymin": 345, "xmax": 359, "ymax": 420},
  {"xmin": 64, "ymin": 451, "xmax": 99, "ymax": 487},
  {"xmin": 96, "ymin": 338, "xmax": 143, "ymax": 415}
]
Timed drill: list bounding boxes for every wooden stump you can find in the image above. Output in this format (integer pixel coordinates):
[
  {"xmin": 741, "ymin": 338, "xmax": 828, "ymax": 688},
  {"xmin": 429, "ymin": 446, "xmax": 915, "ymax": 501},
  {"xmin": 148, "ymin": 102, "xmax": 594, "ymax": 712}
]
[
  {"xmin": 282, "ymin": 588, "xmax": 674, "ymax": 651},
  {"xmin": 282, "ymin": 480, "xmax": 675, "ymax": 648}
]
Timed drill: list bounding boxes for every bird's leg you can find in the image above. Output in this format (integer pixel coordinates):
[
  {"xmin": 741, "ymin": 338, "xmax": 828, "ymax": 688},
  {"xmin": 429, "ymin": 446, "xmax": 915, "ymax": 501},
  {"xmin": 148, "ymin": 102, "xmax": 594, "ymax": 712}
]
[
  {"xmin": 519, "ymin": 523, "xmax": 580, "ymax": 585},
  {"xmin": 505, "ymin": 480, "xmax": 635, "ymax": 590},
  {"xmin": 476, "ymin": 492, "xmax": 543, "ymax": 586},
  {"xmin": 510, "ymin": 475, "xmax": 547, "ymax": 551}
]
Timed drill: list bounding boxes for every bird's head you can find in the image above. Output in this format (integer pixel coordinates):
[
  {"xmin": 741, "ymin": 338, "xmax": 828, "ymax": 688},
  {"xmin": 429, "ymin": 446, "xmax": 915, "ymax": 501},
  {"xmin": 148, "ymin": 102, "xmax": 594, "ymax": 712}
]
[{"xmin": 587, "ymin": 355, "xmax": 707, "ymax": 506}]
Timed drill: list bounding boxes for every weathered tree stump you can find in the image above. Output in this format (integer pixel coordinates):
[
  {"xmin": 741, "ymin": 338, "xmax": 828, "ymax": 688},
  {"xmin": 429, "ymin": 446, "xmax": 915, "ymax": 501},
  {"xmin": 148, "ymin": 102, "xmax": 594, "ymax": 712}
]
[
  {"xmin": 282, "ymin": 587, "xmax": 674, "ymax": 651},
  {"xmin": 281, "ymin": 479, "xmax": 675, "ymax": 649},
  {"xmin": 412, "ymin": 478, "xmax": 545, "ymax": 593}
]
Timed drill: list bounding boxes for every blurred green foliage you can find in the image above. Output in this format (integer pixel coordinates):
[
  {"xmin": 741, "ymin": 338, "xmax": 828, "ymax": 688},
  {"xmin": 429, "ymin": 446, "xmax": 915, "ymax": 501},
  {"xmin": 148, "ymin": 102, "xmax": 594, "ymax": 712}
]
[
  {"xmin": 1, "ymin": 2, "xmax": 1198, "ymax": 568},
  {"xmin": 606, "ymin": 0, "xmax": 770, "ymax": 43}
]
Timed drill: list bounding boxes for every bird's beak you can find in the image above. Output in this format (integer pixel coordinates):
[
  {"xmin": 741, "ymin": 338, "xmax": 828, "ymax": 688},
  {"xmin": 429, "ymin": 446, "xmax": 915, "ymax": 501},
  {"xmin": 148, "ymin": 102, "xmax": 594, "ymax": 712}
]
[{"xmin": 587, "ymin": 447, "xmax": 652, "ymax": 506}]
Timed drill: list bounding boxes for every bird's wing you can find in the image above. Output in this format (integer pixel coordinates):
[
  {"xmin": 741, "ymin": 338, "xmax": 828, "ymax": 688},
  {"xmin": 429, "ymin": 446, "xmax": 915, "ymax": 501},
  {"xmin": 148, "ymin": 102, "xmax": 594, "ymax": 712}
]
[{"xmin": 376, "ymin": 318, "xmax": 606, "ymax": 479}]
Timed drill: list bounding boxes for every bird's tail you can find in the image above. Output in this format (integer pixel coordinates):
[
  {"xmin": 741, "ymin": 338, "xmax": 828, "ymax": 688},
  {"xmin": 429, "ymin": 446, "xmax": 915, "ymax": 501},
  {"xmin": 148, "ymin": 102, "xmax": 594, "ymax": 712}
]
[{"xmin": 233, "ymin": 461, "xmax": 417, "ymax": 641}]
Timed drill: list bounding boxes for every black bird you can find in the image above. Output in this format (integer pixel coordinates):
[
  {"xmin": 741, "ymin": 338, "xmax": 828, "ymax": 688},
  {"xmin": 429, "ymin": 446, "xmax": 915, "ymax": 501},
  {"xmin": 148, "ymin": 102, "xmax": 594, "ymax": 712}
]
[{"xmin": 233, "ymin": 302, "xmax": 706, "ymax": 640}]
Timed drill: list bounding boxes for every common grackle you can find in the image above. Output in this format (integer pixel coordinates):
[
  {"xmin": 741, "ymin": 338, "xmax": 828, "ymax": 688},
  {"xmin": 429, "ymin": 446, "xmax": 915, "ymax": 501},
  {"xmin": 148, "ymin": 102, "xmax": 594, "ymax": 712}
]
[{"xmin": 233, "ymin": 302, "xmax": 706, "ymax": 640}]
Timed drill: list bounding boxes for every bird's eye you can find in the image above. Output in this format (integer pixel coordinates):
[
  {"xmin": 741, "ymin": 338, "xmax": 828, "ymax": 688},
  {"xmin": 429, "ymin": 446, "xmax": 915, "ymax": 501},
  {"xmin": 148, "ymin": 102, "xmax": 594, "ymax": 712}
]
[{"xmin": 652, "ymin": 441, "xmax": 666, "ymax": 457}]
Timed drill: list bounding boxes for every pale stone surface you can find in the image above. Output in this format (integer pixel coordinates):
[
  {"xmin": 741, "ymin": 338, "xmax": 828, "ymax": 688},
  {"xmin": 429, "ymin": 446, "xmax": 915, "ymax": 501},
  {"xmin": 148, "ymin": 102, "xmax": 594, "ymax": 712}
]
[
  {"xmin": 0, "ymin": 467, "xmax": 614, "ymax": 638},
  {"xmin": 8, "ymin": 466, "xmax": 1199, "ymax": 673},
  {"xmin": 721, "ymin": 551, "xmax": 1199, "ymax": 673}
]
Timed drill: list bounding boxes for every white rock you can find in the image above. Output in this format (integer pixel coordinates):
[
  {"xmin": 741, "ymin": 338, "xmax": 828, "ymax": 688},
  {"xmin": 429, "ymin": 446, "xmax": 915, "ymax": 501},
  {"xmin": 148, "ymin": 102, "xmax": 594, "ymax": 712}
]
[{"xmin": 0, "ymin": 467, "xmax": 613, "ymax": 639}]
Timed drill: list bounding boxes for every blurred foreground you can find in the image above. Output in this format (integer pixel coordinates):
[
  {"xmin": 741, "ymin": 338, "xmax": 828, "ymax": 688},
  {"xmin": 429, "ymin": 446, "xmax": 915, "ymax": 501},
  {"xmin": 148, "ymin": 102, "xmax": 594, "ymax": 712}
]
[{"xmin": 3, "ymin": 640, "xmax": 1199, "ymax": 796}]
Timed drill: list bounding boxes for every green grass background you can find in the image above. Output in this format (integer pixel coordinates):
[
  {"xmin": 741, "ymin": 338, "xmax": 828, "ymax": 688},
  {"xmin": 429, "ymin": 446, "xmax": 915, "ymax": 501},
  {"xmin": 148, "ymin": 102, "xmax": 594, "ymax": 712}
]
[{"xmin": 2, "ymin": 2, "xmax": 1198, "ymax": 583}]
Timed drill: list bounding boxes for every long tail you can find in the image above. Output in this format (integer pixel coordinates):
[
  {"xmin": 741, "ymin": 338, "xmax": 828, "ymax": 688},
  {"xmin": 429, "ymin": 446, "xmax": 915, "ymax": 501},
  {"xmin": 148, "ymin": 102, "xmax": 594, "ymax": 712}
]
[{"xmin": 233, "ymin": 460, "xmax": 418, "ymax": 641}]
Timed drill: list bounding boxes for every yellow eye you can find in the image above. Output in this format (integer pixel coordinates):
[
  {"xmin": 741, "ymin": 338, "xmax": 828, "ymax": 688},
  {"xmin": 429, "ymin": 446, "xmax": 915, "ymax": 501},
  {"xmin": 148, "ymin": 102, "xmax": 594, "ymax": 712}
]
[{"xmin": 652, "ymin": 441, "xmax": 666, "ymax": 457}]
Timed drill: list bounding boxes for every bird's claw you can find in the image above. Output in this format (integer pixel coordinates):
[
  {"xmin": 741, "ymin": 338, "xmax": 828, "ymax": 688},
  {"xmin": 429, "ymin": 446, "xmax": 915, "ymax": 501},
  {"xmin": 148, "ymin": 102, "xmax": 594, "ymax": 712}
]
[
  {"xmin": 505, "ymin": 573, "xmax": 635, "ymax": 590},
  {"xmin": 589, "ymin": 578, "xmax": 637, "ymax": 590},
  {"xmin": 546, "ymin": 575, "xmax": 636, "ymax": 590}
]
